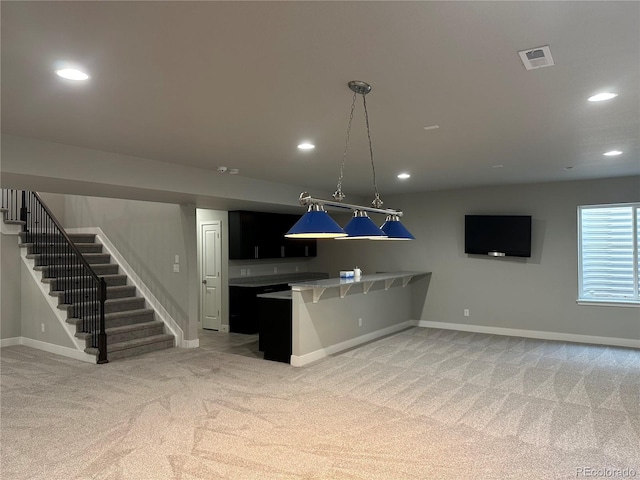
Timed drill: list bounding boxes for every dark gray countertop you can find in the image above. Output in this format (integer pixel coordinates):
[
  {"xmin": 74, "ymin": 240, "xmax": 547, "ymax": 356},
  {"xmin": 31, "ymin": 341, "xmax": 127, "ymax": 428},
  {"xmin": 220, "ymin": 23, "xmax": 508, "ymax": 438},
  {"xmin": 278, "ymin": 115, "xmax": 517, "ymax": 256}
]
[
  {"xmin": 256, "ymin": 290, "xmax": 293, "ymax": 300},
  {"xmin": 228, "ymin": 272, "xmax": 329, "ymax": 288}
]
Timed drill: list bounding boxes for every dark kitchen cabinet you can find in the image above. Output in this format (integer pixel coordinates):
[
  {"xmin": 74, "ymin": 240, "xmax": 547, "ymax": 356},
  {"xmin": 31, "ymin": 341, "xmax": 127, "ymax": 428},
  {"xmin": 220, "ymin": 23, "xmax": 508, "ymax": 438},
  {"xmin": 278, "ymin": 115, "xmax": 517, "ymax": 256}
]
[
  {"xmin": 259, "ymin": 297, "xmax": 292, "ymax": 364},
  {"xmin": 229, "ymin": 284, "xmax": 289, "ymax": 334},
  {"xmin": 229, "ymin": 211, "xmax": 316, "ymax": 260}
]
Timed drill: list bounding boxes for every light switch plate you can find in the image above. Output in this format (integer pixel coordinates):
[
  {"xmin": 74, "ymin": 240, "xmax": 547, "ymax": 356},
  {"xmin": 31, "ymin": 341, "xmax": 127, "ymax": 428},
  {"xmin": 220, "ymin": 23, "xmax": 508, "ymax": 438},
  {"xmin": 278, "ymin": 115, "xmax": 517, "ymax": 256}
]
[
  {"xmin": 173, "ymin": 264, "xmax": 180, "ymax": 273},
  {"xmin": 174, "ymin": 255, "xmax": 179, "ymax": 263}
]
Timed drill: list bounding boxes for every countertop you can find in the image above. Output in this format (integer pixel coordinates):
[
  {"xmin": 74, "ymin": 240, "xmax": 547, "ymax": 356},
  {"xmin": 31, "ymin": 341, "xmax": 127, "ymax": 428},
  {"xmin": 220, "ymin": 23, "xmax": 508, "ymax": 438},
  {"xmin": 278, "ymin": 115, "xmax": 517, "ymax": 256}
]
[
  {"xmin": 256, "ymin": 290, "xmax": 293, "ymax": 300},
  {"xmin": 289, "ymin": 271, "xmax": 430, "ymax": 289},
  {"xmin": 228, "ymin": 272, "xmax": 329, "ymax": 288}
]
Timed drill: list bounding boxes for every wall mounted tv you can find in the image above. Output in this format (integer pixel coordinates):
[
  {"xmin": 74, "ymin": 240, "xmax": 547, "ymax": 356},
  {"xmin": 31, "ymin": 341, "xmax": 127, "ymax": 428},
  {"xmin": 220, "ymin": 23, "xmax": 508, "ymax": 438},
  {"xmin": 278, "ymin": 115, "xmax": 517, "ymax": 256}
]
[{"xmin": 464, "ymin": 215, "xmax": 532, "ymax": 258}]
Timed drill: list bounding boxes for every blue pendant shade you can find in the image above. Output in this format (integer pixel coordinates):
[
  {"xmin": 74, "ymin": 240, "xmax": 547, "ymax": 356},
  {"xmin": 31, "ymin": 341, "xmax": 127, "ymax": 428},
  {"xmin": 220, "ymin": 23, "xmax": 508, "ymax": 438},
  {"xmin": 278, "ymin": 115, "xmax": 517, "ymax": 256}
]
[
  {"xmin": 285, "ymin": 204, "xmax": 347, "ymax": 238},
  {"xmin": 377, "ymin": 214, "xmax": 415, "ymax": 240},
  {"xmin": 336, "ymin": 210, "xmax": 387, "ymax": 240}
]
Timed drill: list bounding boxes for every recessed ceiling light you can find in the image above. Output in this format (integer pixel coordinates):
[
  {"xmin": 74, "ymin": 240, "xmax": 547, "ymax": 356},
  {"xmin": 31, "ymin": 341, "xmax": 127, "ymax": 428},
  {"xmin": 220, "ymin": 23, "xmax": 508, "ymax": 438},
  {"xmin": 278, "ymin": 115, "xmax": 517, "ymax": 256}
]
[
  {"xmin": 55, "ymin": 68, "xmax": 89, "ymax": 81},
  {"xmin": 491, "ymin": 164, "xmax": 504, "ymax": 169},
  {"xmin": 297, "ymin": 143, "xmax": 315, "ymax": 150},
  {"xmin": 603, "ymin": 150, "xmax": 623, "ymax": 156},
  {"xmin": 423, "ymin": 125, "xmax": 440, "ymax": 131},
  {"xmin": 397, "ymin": 173, "xmax": 411, "ymax": 180},
  {"xmin": 228, "ymin": 168, "xmax": 240, "ymax": 175},
  {"xmin": 587, "ymin": 92, "xmax": 617, "ymax": 102}
]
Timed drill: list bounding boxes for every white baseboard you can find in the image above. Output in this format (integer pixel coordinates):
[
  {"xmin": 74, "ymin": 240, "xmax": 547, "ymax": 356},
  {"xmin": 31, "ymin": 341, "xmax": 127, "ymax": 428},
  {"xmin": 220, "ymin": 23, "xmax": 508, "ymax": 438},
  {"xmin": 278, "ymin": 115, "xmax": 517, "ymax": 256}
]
[
  {"xmin": 414, "ymin": 320, "xmax": 640, "ymax": 349},
  {"xmin": 182, "ymin": 338, "xmax": 199, "ymax": 348},
  {"xmin": 66, "ymin": 227, "xmax": 186, "ymax": 347},
  {"xmin": 290, "ymin": 320, "xmax": 414, "ymax": 367},
  {"xmin": 219, "ymin": 325, "xmax": 229, "ymax": 333},
  {"xmin": 1, "ymin": 337, "xmax": 22, "ymax": 347},
  {"xmin": 0, "ymin": 337, "xmax": 96, "ymax": 363}
]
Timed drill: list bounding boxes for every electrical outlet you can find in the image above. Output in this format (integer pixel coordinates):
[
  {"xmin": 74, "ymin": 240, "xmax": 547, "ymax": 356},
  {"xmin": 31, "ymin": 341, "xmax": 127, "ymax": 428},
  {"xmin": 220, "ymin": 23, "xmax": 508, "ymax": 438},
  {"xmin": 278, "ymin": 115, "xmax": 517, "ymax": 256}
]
[
  {"xmin": 174, "ymin": 255, "xmax": 179, "ymax": 263},
  {"xmin": 358, "ymin": 318, "xmax": 363, "ymax": 327},
  {"xmin": 241, "ymin": 269, "xmax": 247, "ymax": 276},
  {"xmin": 247, "ymin": 268, "xmax": 251, "ymax": 276},
  {"xmin": 173, "ymin": 264, "xmax": 180, "ymax": 273},
  {"xmin": 464, "ymin": 309, "xmax": 470, "ymax": 317},
  {"xmin": 41, "ymin": 323, "xmax": 45, "ymax": 332}
]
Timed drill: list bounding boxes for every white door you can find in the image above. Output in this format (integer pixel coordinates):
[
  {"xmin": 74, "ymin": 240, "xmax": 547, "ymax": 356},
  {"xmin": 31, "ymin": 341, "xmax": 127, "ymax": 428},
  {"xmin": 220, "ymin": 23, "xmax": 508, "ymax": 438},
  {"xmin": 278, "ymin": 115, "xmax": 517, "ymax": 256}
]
[{"xmin": 201, "ymin": 222, "xmax": 222, "ymax": 330}]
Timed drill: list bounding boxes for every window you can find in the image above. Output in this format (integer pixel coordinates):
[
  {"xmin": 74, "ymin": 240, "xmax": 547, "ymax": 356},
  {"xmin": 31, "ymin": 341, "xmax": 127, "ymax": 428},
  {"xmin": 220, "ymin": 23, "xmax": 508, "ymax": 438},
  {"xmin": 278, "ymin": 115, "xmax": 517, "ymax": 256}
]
[{"xmin": 578, "ymin": 203, "xmax": 639, "ymax": 305}]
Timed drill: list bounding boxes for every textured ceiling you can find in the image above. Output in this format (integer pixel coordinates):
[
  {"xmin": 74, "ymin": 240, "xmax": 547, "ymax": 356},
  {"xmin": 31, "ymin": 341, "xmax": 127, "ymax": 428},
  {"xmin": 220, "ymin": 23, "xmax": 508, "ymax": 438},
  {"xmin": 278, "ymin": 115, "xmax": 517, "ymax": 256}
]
[{"xmin": 2, "ymin": 1, "xmax": 638, "ymax": 197}]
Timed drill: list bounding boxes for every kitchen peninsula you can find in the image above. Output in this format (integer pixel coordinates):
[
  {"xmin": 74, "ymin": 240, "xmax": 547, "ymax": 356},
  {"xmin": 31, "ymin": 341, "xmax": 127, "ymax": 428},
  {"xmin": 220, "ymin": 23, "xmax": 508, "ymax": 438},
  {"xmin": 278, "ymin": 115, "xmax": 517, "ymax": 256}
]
[{"xmin": 258, "ymin": 271, "xmax": 431, "ymax": 366}]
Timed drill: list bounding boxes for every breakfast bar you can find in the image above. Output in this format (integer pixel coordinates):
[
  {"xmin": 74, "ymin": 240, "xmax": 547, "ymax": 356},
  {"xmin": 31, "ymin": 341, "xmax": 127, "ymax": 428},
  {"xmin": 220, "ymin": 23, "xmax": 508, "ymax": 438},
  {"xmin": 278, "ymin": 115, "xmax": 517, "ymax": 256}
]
[{"xmin": 287, "ymin": 271, "xmax": 431, "ymax": 366}]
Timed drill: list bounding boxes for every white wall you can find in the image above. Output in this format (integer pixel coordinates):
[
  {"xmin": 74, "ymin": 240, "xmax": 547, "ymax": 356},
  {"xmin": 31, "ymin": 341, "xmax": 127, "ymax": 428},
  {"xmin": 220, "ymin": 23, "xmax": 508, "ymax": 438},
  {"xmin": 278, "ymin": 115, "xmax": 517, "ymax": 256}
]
[{"xmin": 309, "ymin": 176, "xmax": 640, "ymax": 342}]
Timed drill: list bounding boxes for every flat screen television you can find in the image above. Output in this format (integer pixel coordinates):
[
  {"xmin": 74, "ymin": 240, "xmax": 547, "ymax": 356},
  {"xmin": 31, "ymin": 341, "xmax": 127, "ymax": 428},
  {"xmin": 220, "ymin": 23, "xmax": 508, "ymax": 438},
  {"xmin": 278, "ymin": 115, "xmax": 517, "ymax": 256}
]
[{"xmin": 465, "ymin": 215, "xmax": 532, "ymax": 258}]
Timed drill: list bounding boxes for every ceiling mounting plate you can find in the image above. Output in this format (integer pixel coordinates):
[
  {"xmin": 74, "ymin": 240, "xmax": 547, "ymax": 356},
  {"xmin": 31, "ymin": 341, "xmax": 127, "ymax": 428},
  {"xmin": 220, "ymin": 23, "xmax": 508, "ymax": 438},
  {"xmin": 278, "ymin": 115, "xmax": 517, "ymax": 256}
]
[{"xmin": 348, "ymin": 80, "xmax": 372, "ymax": 95}]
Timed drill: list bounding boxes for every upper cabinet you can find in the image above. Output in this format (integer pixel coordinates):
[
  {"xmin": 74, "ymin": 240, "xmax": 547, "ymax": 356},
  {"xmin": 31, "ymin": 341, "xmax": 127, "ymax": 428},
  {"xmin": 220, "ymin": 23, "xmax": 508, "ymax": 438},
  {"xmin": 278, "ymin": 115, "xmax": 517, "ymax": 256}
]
[{"xmin": 228, "ymin": 211, "xmax": 317, "ymax": 260}]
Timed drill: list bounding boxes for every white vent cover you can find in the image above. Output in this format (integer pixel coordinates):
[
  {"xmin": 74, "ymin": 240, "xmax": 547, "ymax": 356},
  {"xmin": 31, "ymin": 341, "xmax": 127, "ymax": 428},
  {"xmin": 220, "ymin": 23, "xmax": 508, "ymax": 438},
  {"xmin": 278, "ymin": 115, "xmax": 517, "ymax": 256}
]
[{"xmin": 518, "ymin": 45, "xmax": 554, "ymax": 70}]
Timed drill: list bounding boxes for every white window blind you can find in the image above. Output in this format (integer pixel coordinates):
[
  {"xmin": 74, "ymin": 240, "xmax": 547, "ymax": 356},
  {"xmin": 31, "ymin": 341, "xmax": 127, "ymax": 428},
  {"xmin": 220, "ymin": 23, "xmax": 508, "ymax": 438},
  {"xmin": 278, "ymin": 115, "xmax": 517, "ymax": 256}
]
[{"xmin": 578, "ymin": 203, "xmax": 639, "ymax": 304}]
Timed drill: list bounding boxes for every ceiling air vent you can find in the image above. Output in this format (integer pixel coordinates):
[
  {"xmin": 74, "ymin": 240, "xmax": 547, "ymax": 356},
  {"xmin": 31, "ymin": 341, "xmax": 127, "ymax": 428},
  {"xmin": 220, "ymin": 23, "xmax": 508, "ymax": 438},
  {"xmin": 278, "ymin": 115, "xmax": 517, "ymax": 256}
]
[{"xmin": 518, "ymin": 45, "xmax": 554, "ymax": 70}]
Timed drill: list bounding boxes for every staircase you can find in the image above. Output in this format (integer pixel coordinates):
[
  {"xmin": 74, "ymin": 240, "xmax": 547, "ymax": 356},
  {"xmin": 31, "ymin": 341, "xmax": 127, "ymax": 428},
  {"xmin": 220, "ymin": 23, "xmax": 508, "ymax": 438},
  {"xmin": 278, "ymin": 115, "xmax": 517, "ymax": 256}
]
[{"xmin": 19, "ymin": 231, "xmax": 175, "ymax": 361}]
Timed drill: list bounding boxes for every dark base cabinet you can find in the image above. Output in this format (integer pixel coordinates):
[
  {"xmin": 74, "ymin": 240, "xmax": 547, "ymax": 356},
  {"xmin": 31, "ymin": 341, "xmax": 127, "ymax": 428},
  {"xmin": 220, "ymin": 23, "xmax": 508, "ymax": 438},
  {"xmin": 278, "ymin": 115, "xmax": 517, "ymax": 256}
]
[
  {"xmin": 258, "ymin": 298, "xmax": 292, "ymax": 364},
  {"xmin": 229, "ymin": 285, "xmax": 289, "ymax": 335}
]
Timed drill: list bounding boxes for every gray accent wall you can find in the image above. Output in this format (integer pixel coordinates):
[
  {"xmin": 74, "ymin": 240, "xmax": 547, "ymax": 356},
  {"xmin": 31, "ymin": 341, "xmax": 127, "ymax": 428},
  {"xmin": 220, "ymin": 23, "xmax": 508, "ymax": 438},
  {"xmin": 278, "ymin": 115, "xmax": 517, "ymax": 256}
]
[
  {"xmin": 61, "ymin": 195, "xmax": 198, "ymax": 340},
  {"xmin": 309, "ymin": 176, "xmax": 640, "ymax": 342},
  {"xmin": 20, "ymin": 262, "xmax": 75, "ymax": 348},
  {"xmin": 1, "ymin": 234, "xmax": 22, "ymax": 339}
]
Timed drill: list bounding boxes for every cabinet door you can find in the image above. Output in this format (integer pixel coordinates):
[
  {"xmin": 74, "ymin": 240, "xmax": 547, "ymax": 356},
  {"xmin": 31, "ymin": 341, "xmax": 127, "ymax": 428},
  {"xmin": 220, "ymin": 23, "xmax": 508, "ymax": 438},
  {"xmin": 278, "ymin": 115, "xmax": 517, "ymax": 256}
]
[
  {"xmin": 229, "ymin": 286, "xmax": 260, "ymax": 334},
  {"xmin": 229, "ymin": 211, "xmax": 317, "ymax": 260},
  {"xmin": 281, "ymin": 213, "xmax": 317, "ymax": 257},
  {"xmin": 255, "ymin": 212, "xmax": 281, "ymax": 259},
  {"xmin": 229, "ymin": 211, "xmax": 259, "ymax": 259}
]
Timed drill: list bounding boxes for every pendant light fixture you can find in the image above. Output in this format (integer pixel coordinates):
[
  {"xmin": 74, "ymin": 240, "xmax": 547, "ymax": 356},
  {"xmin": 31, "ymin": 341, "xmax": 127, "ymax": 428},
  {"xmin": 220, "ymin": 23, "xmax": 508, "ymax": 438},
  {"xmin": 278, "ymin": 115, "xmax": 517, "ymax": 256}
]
[{"xmin": 286, "ymin": 81, "xmax": 415, "ymax": 241}]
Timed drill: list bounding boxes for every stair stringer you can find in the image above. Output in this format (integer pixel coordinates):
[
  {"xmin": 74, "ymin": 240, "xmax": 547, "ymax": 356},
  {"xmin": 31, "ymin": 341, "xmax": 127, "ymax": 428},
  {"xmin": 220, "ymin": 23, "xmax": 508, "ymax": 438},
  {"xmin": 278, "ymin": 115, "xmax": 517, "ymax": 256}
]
[
  {"xmin": 66, "ymin": 227, "xmax": 192, "ymax": 348},
  {"xmin": 18, "ymin": 241, "xmax": 97, "ymax": 363}
]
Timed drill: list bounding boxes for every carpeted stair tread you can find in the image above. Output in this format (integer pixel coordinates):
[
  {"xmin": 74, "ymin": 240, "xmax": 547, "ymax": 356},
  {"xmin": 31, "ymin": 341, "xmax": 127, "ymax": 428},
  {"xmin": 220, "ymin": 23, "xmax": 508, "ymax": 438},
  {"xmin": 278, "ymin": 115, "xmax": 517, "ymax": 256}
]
[
  {"xmin": 43, "ymin": 273, "xmax": 128, "ymax": 287},
  {"xmin": 34, "ymin": 263, "xmax": 119, "ymax": 276},
  {"xmin": 85, "ymin": 334, "xmax": 174, "ymax": 360},
  {"xmin": 66, "ymin": 308, "xmax": 154, "ymax": 325},
  {"xmin": 49, "ymin": 284, "xmax": 136, "ymax": 299},
  {"xmin": 104, "ymin": 308, "xmax": 155, "ymax": 320},
  {"xmin": 19, "ymin": 232, "xmax": 97, "ymax": 243},
  {"xmin": 105, "ymin": 320, "xmax": 165, "ymax": 335},
  {"xmin": 75, "ymin": 320, "xmax": 164, "ymax": 343},
  {"xmin": 57, "ymin": 296, "xmax": 144, "ymax": 309},
  {"xmin": 27, "ymin": 252, "xmax": 111, "ymax": 264},
  {"xmin": 20, "ymin": 242, "xmax": 104, "ymax": 253}
]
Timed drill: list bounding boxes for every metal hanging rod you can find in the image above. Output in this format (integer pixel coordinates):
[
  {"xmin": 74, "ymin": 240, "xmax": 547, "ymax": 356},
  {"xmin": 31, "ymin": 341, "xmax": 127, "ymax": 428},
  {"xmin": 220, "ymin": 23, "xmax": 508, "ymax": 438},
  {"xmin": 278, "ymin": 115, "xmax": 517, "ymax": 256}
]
[{"xmin": 298, "ymin": 192, "xmax": 403, "ymax": 217}]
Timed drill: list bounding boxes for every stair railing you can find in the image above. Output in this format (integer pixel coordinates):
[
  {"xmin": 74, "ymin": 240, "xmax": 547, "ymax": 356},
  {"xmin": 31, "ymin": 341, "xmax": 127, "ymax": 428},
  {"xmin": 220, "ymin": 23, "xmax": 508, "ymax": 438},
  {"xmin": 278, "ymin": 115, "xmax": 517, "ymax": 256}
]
[
  {"xmin": 1, "ymin": 188, "xmax": 24, "ymax": 222},
  {"xmin": 2, "ymin": 189, "xmax": 108, "ymax": 363}
]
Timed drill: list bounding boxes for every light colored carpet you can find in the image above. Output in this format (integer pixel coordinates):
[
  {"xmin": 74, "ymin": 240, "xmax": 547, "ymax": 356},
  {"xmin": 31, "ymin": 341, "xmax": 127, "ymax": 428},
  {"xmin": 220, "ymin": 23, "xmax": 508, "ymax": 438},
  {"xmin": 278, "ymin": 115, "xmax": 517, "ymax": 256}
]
[{"xmin": 1, "ymin": 327, "xmax": 639, "ymax": 479}]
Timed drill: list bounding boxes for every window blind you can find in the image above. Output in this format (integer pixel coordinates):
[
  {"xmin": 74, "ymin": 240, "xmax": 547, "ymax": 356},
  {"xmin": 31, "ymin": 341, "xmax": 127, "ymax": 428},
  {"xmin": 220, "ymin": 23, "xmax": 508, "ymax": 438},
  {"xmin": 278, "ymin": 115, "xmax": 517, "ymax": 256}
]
[{"xmin": 579, "ymin": 204, "xmax": 639, "ymax": 303}]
